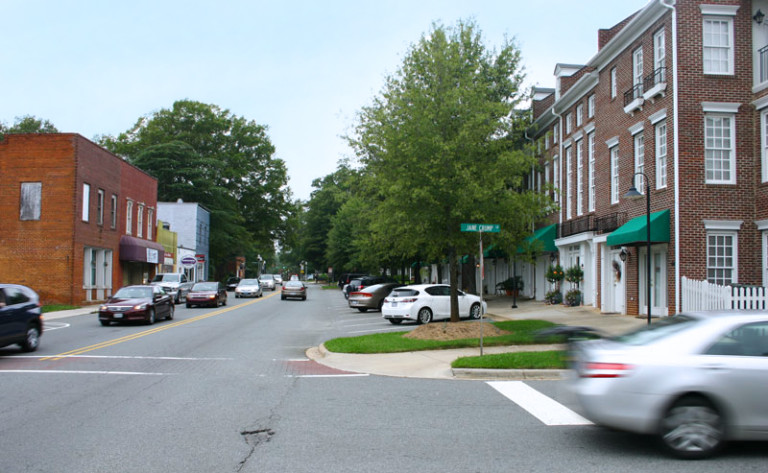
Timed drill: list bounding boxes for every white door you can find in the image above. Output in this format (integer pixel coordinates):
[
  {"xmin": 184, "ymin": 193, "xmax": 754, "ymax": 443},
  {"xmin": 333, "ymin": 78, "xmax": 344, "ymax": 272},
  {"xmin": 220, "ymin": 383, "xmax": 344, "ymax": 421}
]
[
  {"xmin": 640, "ymin": 246, "xmax": 668, "ymax": 317},
  {"xmin": 603, "ymin": 248, "xmax": 625, "ymax": 314}
]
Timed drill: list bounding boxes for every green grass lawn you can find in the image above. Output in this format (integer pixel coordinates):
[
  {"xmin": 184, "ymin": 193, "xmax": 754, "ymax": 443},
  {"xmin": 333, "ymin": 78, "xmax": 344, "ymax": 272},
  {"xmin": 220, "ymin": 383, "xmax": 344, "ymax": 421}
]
[
  {"xmin": 451, "ymin": 350, "xmax": 567, "ymax": 369},
  {"xmin": 42, "ymin": 304, "xmax": 80, "ymax": 313},
  {"xmin": 323, "ymin": 319, "xmax": 563, "ymax": 354}
]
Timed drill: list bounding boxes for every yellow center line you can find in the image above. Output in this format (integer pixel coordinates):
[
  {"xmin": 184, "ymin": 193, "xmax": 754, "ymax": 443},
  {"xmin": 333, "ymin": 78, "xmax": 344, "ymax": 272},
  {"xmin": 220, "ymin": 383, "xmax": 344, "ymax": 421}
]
[{"xmin": 41, "ymin": 291, "xmax": 280, "ymax": 361}]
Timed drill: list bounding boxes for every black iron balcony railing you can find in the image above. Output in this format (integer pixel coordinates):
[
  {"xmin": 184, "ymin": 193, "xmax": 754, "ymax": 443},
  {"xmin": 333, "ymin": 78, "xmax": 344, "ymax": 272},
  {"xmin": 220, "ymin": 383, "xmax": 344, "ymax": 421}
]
[
  {"xmin": 595, "ymin": 212, "xmax": 627, "ymax": 234},
  {"xmin": 760, "ymin": 45, "xmax": 768, "ymax": 83},
  {"xmin": 559, "ymin": 215, "xmax": 596, "ymax": 238},
  {"xmin": 643, "ymin": 66, "xmax": 666, "ymax": 91},
  {"xmin": 623, "ymin": 83, "xmax": 643, "ymax": 107}
]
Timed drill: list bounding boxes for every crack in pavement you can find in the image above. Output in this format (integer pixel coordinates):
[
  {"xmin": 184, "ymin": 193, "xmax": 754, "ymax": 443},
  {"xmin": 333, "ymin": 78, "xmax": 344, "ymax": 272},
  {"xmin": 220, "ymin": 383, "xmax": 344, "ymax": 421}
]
[{"xmin": 236, "ymin": 428, "xmax": 275, "ymax": 472}]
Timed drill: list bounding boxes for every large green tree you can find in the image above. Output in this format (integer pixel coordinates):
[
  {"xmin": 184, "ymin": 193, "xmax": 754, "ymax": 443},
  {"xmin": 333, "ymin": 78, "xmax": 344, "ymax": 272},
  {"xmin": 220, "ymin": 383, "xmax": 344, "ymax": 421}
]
[
  {"xmin": 0, "ymin": 115, "xmax": 59, "ymax": 136},
  {"xmin": 350, "ymin": 20, "xmax": 548, "ymax": 321},
  {"xmin": 100, "ymin": 100, "xmax": 291, "ymax": 279}
]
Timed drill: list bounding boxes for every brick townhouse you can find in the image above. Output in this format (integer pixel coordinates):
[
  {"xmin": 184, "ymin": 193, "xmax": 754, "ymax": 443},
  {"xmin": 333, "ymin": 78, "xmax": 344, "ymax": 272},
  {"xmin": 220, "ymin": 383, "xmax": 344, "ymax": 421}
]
[
  {"xmin": 0, "ymin": 133, "xmax": 164, "ymax": 305},
  {"xmin": 525, "ymin": 0, "xmax": 768, "ymax": 317}
]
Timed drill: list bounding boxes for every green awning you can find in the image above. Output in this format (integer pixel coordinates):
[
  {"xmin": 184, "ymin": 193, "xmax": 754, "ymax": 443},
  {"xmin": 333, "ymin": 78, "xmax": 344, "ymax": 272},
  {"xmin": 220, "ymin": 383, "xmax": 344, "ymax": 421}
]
[
  {"xmin": 518, "ymin": 223, "xmax": 558, "ymax": 254},
  {"xmin": 606, "ymin": 209, "xmax": 670, "ymax": 247},
  {"xmin": 483, "ymin": 244, "xmax": 507, "ymax": 259}
]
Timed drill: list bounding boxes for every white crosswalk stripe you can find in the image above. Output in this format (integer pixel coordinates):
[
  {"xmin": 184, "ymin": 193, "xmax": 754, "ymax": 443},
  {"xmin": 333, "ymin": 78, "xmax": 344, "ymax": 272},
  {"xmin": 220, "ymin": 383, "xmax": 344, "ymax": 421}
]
[{"xmin": 488, "ymin": 381, "xmax": 592, "ymax": 426}]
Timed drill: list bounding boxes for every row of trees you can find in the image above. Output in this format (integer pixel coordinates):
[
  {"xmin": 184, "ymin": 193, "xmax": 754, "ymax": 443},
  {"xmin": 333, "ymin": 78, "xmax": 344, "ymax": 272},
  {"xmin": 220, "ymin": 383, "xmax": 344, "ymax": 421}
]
[{"xmin": 282, "ymin": 20, "xmax": 555, "ymax": 321}]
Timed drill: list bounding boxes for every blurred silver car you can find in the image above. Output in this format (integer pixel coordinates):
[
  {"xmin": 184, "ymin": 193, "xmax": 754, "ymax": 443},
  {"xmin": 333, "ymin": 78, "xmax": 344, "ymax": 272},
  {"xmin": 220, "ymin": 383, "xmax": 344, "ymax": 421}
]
[
  {"xmin": 281, "ymin": 280, "xmax": 306, "ymax": 300},
  {"xmin": 570, "ymin": 311, "xmax": 768, "ymax": 459},
  {"xmin": 348, "ymin": 282, "xmax": 400, "ymax": 312},
  {"xmin": 259, "ymin": 274, "xmax": 276, "ymax": 291},
  {"xmin": 234, "ymin": 278, "xmax": 262, "ymax": 298}
]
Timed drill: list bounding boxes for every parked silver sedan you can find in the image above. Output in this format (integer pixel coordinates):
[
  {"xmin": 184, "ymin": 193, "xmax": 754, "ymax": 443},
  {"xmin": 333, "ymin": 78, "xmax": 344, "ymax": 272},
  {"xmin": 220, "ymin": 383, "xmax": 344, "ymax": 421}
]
[{"xmin": 570, "ymin": 311, "xmax": 768, "ymax": 459}]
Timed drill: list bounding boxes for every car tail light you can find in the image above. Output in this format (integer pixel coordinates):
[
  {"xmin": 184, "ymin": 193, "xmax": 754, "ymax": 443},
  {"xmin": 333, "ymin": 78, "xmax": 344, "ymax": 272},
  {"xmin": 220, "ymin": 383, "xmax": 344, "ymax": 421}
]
[
  {"xmin": 352, "ymin": 292, "xmax": 372, "ymax": 298},
  {"xmin": 282, "ymin": 285, "xmax": 286, "ymax": 290},
  {"xmin": 580, "ymin": 362, "xmax": 633, "ymax": 378}
]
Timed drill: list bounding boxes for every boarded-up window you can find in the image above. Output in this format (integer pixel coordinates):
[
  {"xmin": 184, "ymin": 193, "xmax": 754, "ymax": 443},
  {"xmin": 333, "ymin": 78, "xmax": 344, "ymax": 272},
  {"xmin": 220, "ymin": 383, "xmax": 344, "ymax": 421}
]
[{"xmin": 20, "ymin": 182, "xmax": 42, "ymax": 221}]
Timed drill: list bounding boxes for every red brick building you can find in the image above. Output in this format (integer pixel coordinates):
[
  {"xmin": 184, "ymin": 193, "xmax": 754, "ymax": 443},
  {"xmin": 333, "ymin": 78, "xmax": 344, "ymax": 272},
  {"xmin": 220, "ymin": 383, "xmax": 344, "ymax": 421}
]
[
  {"xmin": 0, "ymin": 133, "xmax": 163, "ymax": 305},
  {"xmin": 527, "ymin": 0, "xmax": 768, "ymax": 316}
]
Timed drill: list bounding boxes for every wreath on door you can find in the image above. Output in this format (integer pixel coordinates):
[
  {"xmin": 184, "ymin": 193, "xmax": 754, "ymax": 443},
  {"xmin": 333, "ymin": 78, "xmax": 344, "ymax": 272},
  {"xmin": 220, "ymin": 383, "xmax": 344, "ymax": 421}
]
[{"xmin": 612, "ymin": 260, "xmax": 622, "ymax": 283}]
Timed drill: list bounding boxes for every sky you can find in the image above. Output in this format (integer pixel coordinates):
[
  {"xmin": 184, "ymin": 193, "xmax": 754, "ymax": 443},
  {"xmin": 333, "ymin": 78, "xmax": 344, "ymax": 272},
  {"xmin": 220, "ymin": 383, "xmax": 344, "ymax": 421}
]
[{"xmin": 2, "ymin": 0, "xmax": 649, "ymax": 201}]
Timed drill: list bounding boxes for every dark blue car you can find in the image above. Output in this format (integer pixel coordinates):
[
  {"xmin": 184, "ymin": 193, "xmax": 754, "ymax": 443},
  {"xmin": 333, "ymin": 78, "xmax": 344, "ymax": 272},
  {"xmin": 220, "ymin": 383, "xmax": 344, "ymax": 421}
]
[{"xmin": 0, "ymin": 284, "xmax": 43, "ymax": 352}]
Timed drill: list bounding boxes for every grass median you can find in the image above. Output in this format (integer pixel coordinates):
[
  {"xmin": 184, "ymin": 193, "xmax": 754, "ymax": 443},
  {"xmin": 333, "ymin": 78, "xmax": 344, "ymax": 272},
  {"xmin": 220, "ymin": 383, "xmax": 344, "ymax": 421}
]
[{"xmin": 323, "ymin": 319, "xmax": 567, "ymax": 369}]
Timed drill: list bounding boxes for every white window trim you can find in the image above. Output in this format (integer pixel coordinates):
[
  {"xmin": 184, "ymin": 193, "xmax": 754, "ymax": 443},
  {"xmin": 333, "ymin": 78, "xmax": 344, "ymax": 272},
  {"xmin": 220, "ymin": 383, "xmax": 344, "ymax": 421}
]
[
  {"xmin": 610, "ymin": 146, "xmax": 620, "ymax": 204},
  {"xmin": 762, "ymin": 110, "xmax": 768, "ymax": 183},
  {"xmin": 606, "ymin": 136, "xmax": 619, "ymax": 148},
  {"xmin": 611, "ymin": 68, "xmax": 617, "ymax": 98},
  {"xmin": 82, "ymin": 183, "xmax": 90, "ymax": 222},
  {"xmin": 703, "ymin": 219, "xmax": 743, "ymax": 231},
  {"xmin": 576, "ymin": 104, "xmax": 584, "ymax": 127},
  {"xmin": 126, "ymin": 199, "xmax": 133, "ymax": 235},
  {"xmin": 588, "ymin": 132, "xmax": 595, "ymax": 212},
  {"xmin": 701, "ymin": 102, "xmax": 740, "ymax": 113},
  {"xmin": 634, "ymin": 133, "xmax": 646, "ymax": 192},
  {"xmin": 649, "ymin": 108, "xmax": 667, "ymax": 125},
  {"xmin": 706, "ymin": 230, "xmax": 739, "ymax": 285},
  {"xmin": 566, "ymin": 146, "xmax": 573, "ymax": 219},
  {"xmin": 629, "ymin": 121, "xmax": 644, "ymax": 136},
  {"xmin": 701, "ymin": 14, "xmax": 735, "ymax": 75},
  {"xmin": 576, "ymin": 139, "xmax": 583, "ymax": 216},
  {"xmin": 588, "ymin": 95, "xmax": 595, "ymax": 118},
  {"xmin": 655, "ymin": 120, "xmax": 668, "ymax": 189},
  {"xmin": 699, "ymin": 5, "xmax": 739, "ymax": 16},
  {"xmin": 97, "ymin": 189, "xmax": 104, "ymax": 226},
  {"xmin": 584, "ymin": 123, "xmax": 595, "ymax": 134}
]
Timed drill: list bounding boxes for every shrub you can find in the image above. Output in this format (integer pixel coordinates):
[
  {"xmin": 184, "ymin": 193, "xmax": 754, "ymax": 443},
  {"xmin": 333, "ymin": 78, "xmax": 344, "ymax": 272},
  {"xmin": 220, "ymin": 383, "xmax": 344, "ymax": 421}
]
[
  {"xmin": 565, "ymin": 289, "xmax": 581, "ymax": 306},
  {"xmin": 545, "ymin": 290, "xmax": 563, "ymax": 305}
]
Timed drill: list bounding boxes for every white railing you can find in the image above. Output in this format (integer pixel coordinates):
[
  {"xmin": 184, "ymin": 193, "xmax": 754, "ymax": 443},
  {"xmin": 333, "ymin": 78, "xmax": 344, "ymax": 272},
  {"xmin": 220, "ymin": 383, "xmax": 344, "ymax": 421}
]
[{"xmin": 681, "ymin": 276, "xmax": 768, "ymax": 311}]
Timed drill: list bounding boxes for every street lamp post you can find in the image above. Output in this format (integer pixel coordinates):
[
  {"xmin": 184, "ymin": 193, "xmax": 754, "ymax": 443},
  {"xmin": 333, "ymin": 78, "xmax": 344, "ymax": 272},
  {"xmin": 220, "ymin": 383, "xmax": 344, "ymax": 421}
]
[{"xmin": 624, "ymin": 172, "xmax": 651, "ymax": 325}]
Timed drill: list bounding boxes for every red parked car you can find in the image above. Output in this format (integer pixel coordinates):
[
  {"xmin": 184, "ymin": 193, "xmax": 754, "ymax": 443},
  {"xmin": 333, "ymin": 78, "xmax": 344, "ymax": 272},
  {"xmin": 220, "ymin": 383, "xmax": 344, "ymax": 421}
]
[
  {"xmin": 99, "ymin": 285, "xmax": 174, "ymax": 326},
  {"xmin": 186, "ymin": 282, "xmax": 227, "ymax": 308}
]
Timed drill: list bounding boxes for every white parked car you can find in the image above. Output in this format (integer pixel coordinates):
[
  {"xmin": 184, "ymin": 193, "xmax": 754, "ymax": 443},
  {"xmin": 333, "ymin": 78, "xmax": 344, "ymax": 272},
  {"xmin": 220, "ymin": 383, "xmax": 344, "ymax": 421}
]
[
  {"xmin": 381, "ymin": 284, "xmax": 485, "ymax": 325},
  {"xmin": 150, "ymin": 272, "xmax": 193, "ymax": 304},
  {"xmin": 570, "ymin": 311, "xmax": 768, "ymax": 459}
]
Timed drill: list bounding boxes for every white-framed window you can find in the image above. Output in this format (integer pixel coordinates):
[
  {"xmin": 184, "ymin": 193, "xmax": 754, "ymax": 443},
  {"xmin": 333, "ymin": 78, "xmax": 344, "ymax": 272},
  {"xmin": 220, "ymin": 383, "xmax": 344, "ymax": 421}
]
[
  {"xmin": 576, "ymin": 140, "xmax": 583, "ymax": 216},
  {"xmin": 545, "ymin": 132, "xmax": 550, "ymax": 150},
  {"xmin": 702, "ymin": 16, "xmax": 734, "ymax": 75},
  {"xmin": 553, "ymin": 155, "xmax": 560, "ymax": 204},
  {"xmin": 82, "ymin": 183, "xmax": 90, "ymax": 222},
  {"xmin": 137, "ymin": 204, "xmax": 144, "ymax": 238},
  {"xmin": 653, "ymin": 28, "xmax": 666, "ymax": 81},
  {"xmin": 611, "ymin": 146, "xmax": 620, "ymax": 204},
  {"xmin": 634, "ymin": 133, "xmax": 645, "ymax": 192},
  {"xmin": 704, "ymin": 113, "xmax": 735, "ymax": 184},
  {"xmin": 707, "ymin": 232, "xmax": 737, "ymax": 285},
  {"xmin": 566, "ymin": 112, "xmax": 573, "ymax": 134},
  {"xmin": 610, "ymin": 67, "xmax": 617, "ymax": 98},
  {"xmin": 762, "ymin": 109, "xmax": 768, "ymax": 183},
  {"xmin": 97, "ymin": 189, "xmax": 104, "ymax": 226},
  {"xmin": 576, "ymin": 104, "xmax": 583, "ymax": 127},
  {"xmin": 20, "ymin": 182, "xmax": 42, "ymax": 221},
  {"xmin": 588, "ymin": 95, "xmax": 595, "ymax": 118},
  {"xmin": 656, "ymin": 120, "xmax": 668, "ymax": 188},
  {"xmin": 147, "ymin": 208, "xmax": 154, "ymax": 240},
  {"xmin": 566, "ymin": 146, "xmax": 573, "ymax": 219},
  {"xmin": 633, "ymin": 47, "xmax": 644, "ymax": 92},
  {"xmin": 588, "ymin": 132, "xmax": 595, "ymax": 212},
  {"xmin": 110, "ymin": 194, "xmax": 117, "ymax": 229},
  {"xmin": 553, "ymin": 123, "xmax": 559, "ymax": 144},
  {"xmin": 126, "ymin": 200, "xmax": 133, "ymax": 235}
]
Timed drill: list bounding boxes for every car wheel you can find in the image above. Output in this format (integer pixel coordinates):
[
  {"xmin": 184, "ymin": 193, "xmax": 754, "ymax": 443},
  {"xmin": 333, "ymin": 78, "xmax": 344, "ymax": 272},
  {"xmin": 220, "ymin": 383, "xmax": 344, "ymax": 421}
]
[
  {"xmin": 166, "ymin": 304, "xmax": 175, "ymax": 321},
  {"xmin": 417, "ymin": 307, "xmax": 433, "ymax": 324},
  {"xmin": 659, "ymin": 396, "xmax": 724, "ymax": 459},
  {"xmin": 100, "ymin": 320, "xmax": 111, "ymax": 326},
  {"xmin": 302, "ymin": 296, "xmax": 306, "ymax": 301},
  {"xmin": 20, "ymin": 325, "xmax": 40, "ymax": 352},
  {"xmin": 222, "ymin": 297, "xmax": 227, "ymax": 306},
  {"xmin": 146, "ymin": 308, "xmax": 156, "ymax": 325},
  {"xmin": 388, "ymin": 319, "xmax": 403, "ymax": 325},
  {"xmin": 357, "ymin": 308, "xmax": 368, "ymax": 312},
  {"xmin": 469, "ymin": 303, "xmax": 481, "ymax": 319},
  {"xmin": 281, "ymin": 295, "xmax": 286, "ymax": 300},
  {"xmin": 174, "ymin": 293, "xmax": 181, "ymax": 304},
  {"xmin": 186, "ymin": 302, "xmax": 192, "ymax": 308}
]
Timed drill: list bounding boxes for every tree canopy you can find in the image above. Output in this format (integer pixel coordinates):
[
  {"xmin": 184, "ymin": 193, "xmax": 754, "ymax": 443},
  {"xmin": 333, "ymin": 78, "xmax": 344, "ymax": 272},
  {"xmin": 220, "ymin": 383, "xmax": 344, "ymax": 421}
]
[
  {"xmin": 347, "ymin": 20, "xmax": 550, "ymax": 321},
  {"xmin": 0, "ymin": 115, "xmax": 59, "ymax": 137},
  {"xmin": 100, "ymin": 100, "xmax": 291, "ymax": 279}
]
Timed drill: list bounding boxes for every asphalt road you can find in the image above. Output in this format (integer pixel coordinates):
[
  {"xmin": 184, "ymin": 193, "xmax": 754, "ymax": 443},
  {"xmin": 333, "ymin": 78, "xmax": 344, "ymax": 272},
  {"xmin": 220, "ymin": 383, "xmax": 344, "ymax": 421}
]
[{"xmin": 0, "ymin": 285, "xmax": 764, "ymax": 472}]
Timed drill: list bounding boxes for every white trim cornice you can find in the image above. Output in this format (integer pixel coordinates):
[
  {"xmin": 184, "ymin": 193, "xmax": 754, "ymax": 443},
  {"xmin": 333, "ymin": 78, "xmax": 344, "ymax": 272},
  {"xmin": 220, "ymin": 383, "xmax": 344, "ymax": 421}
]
[
  {"xmin": 701, "ymin": 102, "xmax": 741, "ymax": 113},
  {"xmin": 649, "ymin": 108, "xmax": 668, "ymax": 124},
  {"xmin": 756, "ymin": 219, "xmax": 768, "ymax": 231},
  {"xmin": 703, "ymin": 219, "xmax": 743, "ymax": 231},
  {"xmin": 699, "ymin": 5, "xmax": 739, "ymax": 16}
]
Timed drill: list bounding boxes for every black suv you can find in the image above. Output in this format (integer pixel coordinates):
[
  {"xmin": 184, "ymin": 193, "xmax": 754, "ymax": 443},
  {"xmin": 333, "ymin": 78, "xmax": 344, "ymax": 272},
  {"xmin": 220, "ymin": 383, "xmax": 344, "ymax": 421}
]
[
  {"xmin": 0, "ymin": 284, "xmax": 43, "ymax": 352},
  {"xmin": 343, "ymin": 275, "xmax": 395, "ymax": 298},
  {"xmin": 338, "ymin": 273, "xmax": 366, "ymax": 290}
]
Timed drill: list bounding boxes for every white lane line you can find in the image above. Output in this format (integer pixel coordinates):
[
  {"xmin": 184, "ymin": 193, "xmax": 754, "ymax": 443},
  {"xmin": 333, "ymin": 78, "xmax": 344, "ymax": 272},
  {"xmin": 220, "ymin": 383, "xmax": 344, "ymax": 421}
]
[
  {"xmin": 348, "ymin": 327, "xmax": 413, "ymax": 334},
  {"xmin": 0, "ymin": 355, "xmax": 233, "ymax": 361},
  {"xmin": 289, "ymin": 374, "xmax": 369, "ymax": 378},
  {"xmin": 43, "ymin": 322, "xmax": 70, "ymax": 331},
  {"xmin": 487, "ymin": 381, "xmax": 592, "ymax": 426},
  {"xmin": 0, "ymin": 370, "xmax": 170, "ymax": 376}
]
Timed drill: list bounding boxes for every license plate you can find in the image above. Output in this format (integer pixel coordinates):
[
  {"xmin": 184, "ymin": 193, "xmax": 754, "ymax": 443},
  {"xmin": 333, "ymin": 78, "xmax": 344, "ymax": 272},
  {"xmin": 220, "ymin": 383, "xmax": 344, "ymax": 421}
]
[
  {"xmin": 114, "ymin": 313, "xmax": 123, "ymax": 319},
  {"xmin": 391, "ymin": 302, "xmax": 398, "ymax": 307}
]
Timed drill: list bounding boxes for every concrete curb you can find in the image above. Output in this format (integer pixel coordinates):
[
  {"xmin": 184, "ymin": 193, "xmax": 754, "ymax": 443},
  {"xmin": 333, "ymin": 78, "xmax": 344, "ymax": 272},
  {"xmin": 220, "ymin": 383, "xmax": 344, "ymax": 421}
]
[{"xmin": 451, "ymin": 368, "xmax": 567, "ymax": 380}]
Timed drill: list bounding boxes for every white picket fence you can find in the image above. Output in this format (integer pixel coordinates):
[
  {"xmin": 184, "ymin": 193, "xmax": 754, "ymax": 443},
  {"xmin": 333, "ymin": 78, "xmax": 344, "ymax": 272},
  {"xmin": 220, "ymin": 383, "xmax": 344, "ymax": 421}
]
[{"xmin": 681, "ymin": 276, "xmax": 768, "ymax": 311}]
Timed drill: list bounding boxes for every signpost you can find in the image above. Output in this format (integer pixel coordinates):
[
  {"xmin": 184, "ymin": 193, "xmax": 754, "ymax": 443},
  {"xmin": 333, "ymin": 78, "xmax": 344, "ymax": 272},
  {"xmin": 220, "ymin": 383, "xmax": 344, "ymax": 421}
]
[{"xmin": 461, "ymin": 223, "xmax": 500, "ymax": 355}]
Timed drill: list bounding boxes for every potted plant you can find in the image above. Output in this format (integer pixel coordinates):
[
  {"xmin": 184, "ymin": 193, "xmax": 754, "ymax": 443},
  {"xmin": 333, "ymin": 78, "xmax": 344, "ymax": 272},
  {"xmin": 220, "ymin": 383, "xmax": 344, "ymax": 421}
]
[
  {"xmin": 545, "ymin": 289, "xmax": 563, "ymax": 305},
  {"xmin": 501, "ymin": 276, "xmax": 524, "ymax": 296},
  {"xmin": 545, "ymin": 264, "xmax": 564, "ymax": 289},
  {"xmin": 565, "ymin": 288, "xmax": 582, "ymax": 306}
]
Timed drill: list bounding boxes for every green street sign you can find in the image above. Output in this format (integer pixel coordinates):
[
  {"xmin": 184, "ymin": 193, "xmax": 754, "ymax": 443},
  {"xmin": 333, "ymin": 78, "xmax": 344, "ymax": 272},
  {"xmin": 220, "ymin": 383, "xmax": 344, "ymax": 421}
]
[{"xmin": 460, "ymin": 223, "xmax": 500, "ymax": 233}]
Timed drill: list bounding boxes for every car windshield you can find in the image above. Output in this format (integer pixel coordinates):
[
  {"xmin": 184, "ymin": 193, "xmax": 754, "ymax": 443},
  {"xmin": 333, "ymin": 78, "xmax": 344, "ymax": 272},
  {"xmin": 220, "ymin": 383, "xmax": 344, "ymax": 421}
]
[
  {"xmin": 114, "ymin": 287, "xmax": 152, "ymax": 299},
  {"xmin": 192, "ymin": 282, "xmax": 217, "ymax": 291},
  {"xmin": 260, "ymin": 275, "xmax": 274, "ymax": 280},
  {"xmin": 611, "ymin": 314, "xmax": 701, "ymax": 346},
  {"xmin": 239, "ymin": 279, "xmax": 259, "ymax": 286},
  {"xmin": 152, "ymin": 274, "xmax": 179, "ymax": 283},
  {"xmin": 285, "ymin": 282, "xmax": 303, "ymax": 288}
]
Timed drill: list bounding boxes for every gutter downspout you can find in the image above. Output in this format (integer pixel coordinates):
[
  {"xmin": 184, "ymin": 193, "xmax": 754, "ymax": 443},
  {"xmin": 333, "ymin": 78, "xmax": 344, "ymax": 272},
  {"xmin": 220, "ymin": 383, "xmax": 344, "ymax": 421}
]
[
  {"xmin": 551, "ymin": 108, "xmax": 564, "ymax": 227},
  {"xmin": 660, "ymin": 0, "xmax": 680, "ymax": 314}
]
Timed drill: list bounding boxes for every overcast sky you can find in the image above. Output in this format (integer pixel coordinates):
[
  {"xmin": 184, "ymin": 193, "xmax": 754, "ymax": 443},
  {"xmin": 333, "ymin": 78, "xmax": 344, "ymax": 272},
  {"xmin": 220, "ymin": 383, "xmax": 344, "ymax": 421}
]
[{"xmin": 2, "ymin": 0, "xmax": 649, "ymax": 200}]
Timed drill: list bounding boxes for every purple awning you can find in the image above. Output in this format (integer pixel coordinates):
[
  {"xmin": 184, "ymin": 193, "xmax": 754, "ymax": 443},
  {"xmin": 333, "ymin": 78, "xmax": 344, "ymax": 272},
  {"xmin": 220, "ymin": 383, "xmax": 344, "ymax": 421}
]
[{"xmin": 119, "ymin": 235, "xmax": 165, "ymax": 263}]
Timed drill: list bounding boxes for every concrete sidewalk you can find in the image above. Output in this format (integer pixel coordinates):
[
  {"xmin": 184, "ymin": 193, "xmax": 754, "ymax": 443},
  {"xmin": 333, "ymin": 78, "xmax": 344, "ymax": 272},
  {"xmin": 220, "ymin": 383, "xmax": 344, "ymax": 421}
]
[
  {"xmin": 44, "ymin": 305, "xmax": 101, "ymax": 321},
  {"xmin": 308, "ymin": 296, "xmax": 648, "ymax": 380}
]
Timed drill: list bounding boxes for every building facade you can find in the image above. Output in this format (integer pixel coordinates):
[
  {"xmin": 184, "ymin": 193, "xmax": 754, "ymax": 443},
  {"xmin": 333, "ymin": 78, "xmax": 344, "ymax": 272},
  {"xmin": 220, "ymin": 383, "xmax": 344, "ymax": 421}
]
[
  {"xmin": 527, "ymin": 0, "xmax": 768, "ymax": 316},
  {"xmin": 0, "ymin": 133, "xmax": 163, "ymax": 305},
  {"xmin": 156, "ymin": 200, "xmax": 210, "ymax": 282}
]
